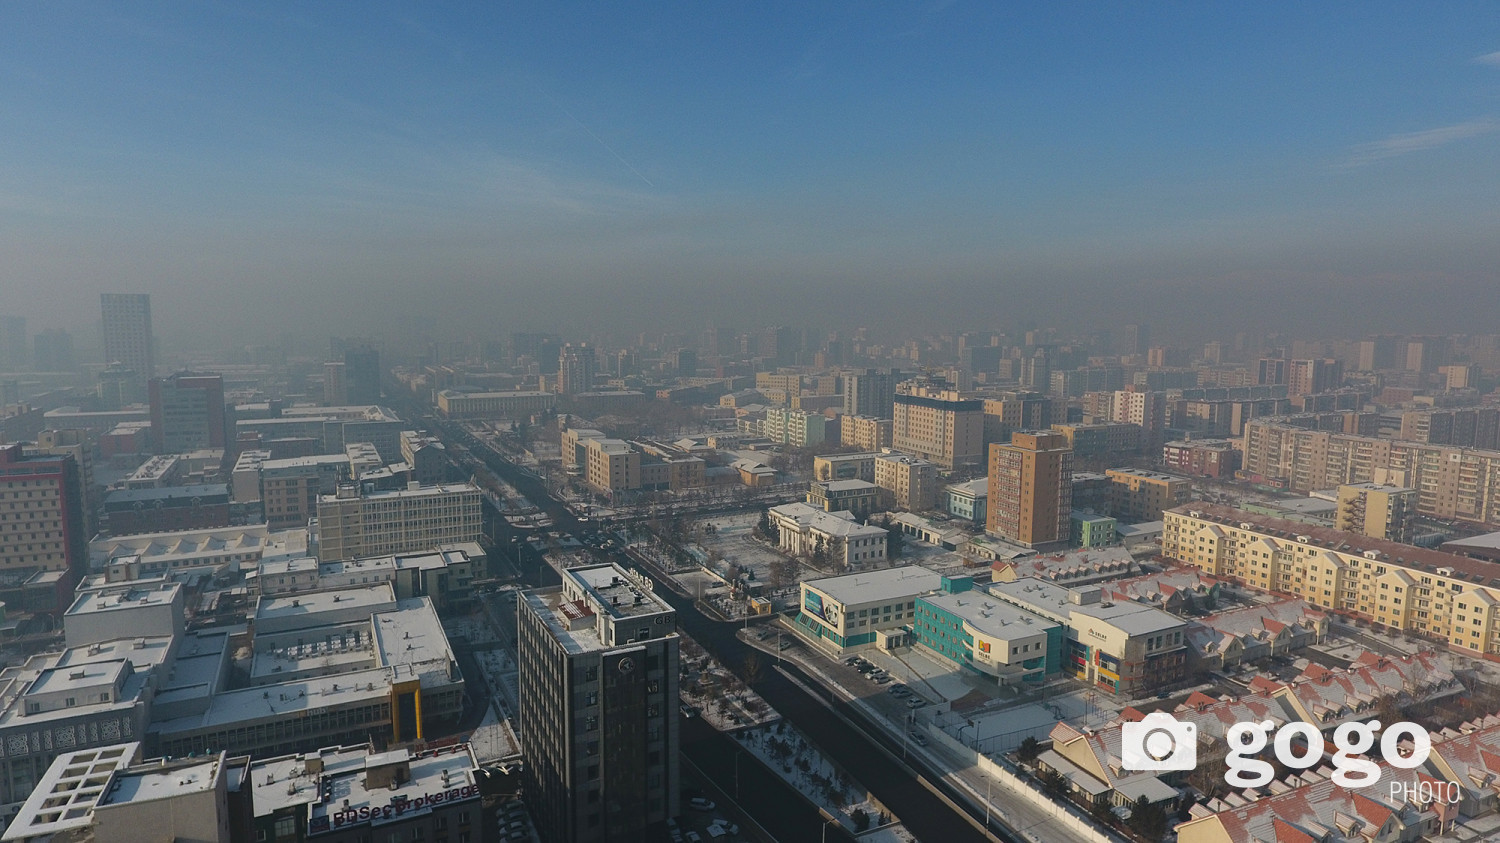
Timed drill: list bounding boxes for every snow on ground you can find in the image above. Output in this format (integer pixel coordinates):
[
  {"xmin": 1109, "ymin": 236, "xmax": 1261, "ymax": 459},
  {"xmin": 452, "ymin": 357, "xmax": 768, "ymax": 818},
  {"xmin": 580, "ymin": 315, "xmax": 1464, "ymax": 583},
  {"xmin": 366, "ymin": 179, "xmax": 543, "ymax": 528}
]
[
  {"xmin": 443, "ymin": 614, "xmax": 500, "ymax": 645},
  {"xmin": 679, "ymin": 635, "xmax": 779, "ymax": 732},
  {"xmin": 855, "ymin": 824, "xmax": 919, "ymax": 843},
  {"xmin": 474, "ymin": 648, "xmax": 520, "ymax": 716},
  {"xmin": 689, "ymin": 513, "xmax": 790, "ymax": 585},
  {"xmin": 469, "ymin": 704, "xmax": 521, "ymax": 763},
  {"xmin": 734, "ymin": 722, "xmax": 892, "ymax": 833}
]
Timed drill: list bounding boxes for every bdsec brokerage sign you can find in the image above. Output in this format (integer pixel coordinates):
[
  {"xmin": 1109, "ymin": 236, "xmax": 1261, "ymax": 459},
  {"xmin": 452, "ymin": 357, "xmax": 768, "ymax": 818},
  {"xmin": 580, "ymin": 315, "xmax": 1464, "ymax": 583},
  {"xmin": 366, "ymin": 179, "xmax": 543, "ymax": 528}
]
[{"xmin": 308, "ymin": 784, "xmax": 481, "ymax": 833}]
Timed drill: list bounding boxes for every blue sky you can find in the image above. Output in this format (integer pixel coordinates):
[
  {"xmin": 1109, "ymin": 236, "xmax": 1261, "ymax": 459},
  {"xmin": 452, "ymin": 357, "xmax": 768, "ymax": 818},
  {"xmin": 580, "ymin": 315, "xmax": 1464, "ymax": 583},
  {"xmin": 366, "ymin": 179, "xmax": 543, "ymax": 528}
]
[{"xmin": 2, "ymin": 2, "xmax": 1498, "ymax": 345}]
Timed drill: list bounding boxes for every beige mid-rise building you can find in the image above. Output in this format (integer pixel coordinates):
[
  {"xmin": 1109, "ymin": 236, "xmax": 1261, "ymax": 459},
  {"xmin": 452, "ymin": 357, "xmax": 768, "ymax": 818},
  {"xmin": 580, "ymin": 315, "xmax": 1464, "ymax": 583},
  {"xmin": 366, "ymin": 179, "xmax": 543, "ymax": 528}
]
[
  {"xmin": 874, "ymin": 452, "xmax": 937, "ymax": 511},
  {"xmin": 840, "ymin": 414, "xmax": 893, "ymax": 451},
  {"xmin": 1164, "ymin": 503, "xmax": 1500, "ymax": 652},
  {"xmin": 1335, "ymin": 482, "xmax": 1417, "ymax": 543},
  {"xmin": 1241, "ymin": 419, "xmax": 1500, "ymax": 526},
  {"xmin": 316, "ymin": 482, "xmax": 482, "ymax": 562},
  {"xmin": 260, "ymin": 454, "xmax": 349, "ymax": 530},
  {"xmin": 981, "ymin": 392, "xmax": 1056, "ymax": 447},
  {"xmin": 0, "ymin": 443, "xmax": 86, "ymax": 580},
  {"xmin": 1105, "ymin": 468, "xmax": 1192, "ymax": 523},
  {"xmin": 892, "ymin": 380, "xmax": 984, "ymax": 471},
  {"xmin": 585, "ymin": 438, "xmax": 640, "ymax": 493},
  {"xmin": 987, "ymin": 431, "xmax": 1072, "ymax": 550}
]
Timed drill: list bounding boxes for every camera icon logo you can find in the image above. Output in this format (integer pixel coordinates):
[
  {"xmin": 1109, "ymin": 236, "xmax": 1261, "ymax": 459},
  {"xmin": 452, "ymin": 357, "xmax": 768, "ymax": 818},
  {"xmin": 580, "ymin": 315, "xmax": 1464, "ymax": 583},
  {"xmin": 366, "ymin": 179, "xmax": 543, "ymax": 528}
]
[{"xmin": 1121, "ymin": 712, "xmax": 1197, "ymax": 771}]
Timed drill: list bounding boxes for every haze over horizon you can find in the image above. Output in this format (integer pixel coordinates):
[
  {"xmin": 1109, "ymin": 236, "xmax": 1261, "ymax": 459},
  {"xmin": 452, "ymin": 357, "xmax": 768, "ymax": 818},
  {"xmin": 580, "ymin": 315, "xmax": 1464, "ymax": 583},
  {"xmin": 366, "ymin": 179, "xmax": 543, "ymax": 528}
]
[{"xmin": 3, "ymin": 2, "xmax": 1499, "ymax": 349}]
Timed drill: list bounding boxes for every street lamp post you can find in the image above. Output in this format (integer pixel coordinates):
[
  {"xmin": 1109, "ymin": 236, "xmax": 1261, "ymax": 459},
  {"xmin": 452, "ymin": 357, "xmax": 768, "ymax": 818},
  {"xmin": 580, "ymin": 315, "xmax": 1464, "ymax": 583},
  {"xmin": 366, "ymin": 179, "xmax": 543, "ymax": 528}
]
[
  {"xmin": 821, "ymin": 816, "xmax": 839, "ymax": 843},
  {"xmin": 983, "ymin": 772, "xmax": 993, "ymax": 842}
]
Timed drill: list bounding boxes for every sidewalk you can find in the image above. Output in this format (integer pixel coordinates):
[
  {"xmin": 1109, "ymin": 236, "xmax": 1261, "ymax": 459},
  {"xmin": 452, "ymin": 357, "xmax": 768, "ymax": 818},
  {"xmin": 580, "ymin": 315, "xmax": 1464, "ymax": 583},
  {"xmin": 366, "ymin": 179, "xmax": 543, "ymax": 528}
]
[{"xmin": 752, "ymin": 624, "xmax": 1112, "ymax": 843}]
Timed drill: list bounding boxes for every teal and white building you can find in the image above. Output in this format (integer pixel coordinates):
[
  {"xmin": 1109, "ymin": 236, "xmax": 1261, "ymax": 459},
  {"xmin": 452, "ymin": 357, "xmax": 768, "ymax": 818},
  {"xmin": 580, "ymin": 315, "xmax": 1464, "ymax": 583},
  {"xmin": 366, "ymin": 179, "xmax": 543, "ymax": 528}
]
[
  {"xmin": 795, "ymin": 566, "xmax": 943, "ymax": 650},
  {"xmin": 911, "ymin": 576, "xmax": 1060, "ymax": 686}
]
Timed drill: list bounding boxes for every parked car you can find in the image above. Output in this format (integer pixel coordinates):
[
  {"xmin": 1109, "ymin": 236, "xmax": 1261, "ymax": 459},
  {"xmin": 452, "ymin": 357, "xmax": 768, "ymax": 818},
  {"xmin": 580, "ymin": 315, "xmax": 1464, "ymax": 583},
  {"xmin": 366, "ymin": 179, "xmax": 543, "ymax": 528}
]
[
  {"xmin": 907, "ymin": 697, "xmax": 927, "ymax": 709},
  {"xmin": 909, "ymin": 730, "xmax": 928, "ymax": 746},
  {"xmin": 689, "ymin": 797, "xmax": 717, "ymax": 811},
  {"xmin": 686, "ymin": 832, "xmax": 703, "ymax": 843}
]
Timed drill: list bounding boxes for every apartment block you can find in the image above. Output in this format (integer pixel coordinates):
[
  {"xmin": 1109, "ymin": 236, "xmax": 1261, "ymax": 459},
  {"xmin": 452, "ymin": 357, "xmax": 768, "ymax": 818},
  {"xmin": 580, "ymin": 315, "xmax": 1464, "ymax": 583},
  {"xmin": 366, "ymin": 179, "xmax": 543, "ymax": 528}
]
[
  {"xmin": 1399, "ymin": 407, "xmax": 1500, "ymax": 450},
  {"xmin": 987, "ymin": 431, "xmax": 1073, "ymax": 551},
  {"xmin": 149, "ymin": 373, "xmax": 228, "ymax": 453},
  {"xmin": 31, "ymin": 429, "xmax": 97, "ymax": 537},
  {"xmin": 1286, "ymin": 358, "xmax": 1343, "ymax": 397},
  {"xmin": 1050, "ymin": 422, "xmax": 1142, "ymax": 466},
  {"xmin": 840, "ymin": 414, "xmax": 892, "ymax": 451},
  {"xmin": 1335, "ymin": 482, "xmax": 1417, "ymax": 543},
  {"xmin": 981, "ymin": 392, "xmax": 1056, "ymax": 447},
  {"xmin": 584, "ymin": 438, "xmax": 640, "ymax": 494},
  {"xmin": 892, "ymin": 379, "xmax": 984, "ymax": 471},
  {"xmin": 1163, "ymin": 503, "xmax": 1500, "ymax": 651},
  {"xmin": 1242, "ymin": 419, "xmax": 1500, "ymax": 525},
  {"xmin": 873, "ymin": 452, "xmax": 937, "ymax": 511},
  {"xmin": 1161, "ymin": 439, "xmax": 1241, "ymax": 478},
  {"xmin": 762, "ymin": 407, "xmax": 826, "ymax": 448},
  {"xmin": 322, "ymin": 359, "xmax": 347, "ymax": 405},
  {"xmin": 1105, "ymin": 468, "xmax": 1193, "ymax": 523},
  {"xmin": 842, "ymin": 368, "xmax": 898, "ymax": 418},
  {"xmin": 315, "ymin": 483, "xmax": 482, "ymax": 562},
  {"xmin": 1110, "ymin": 387, "xmax": 1167, "ymax": 448},
  {"xmin": 518, "ymin": 564, "xmax": 680, "ymax": 843},
  {"xmin": 1170, "ymin": 397, "xmax": 1292, "ymax": 437},
  {"xmin": 0, "ymin": 443, "xmax": 87, "ymax": 583},
  {"xmin": 259, "ymin": 454, "xmax": 349, "ymax": 530},
  {"xmin": 100, "ymin": 293, "xmax": 154, "ymax": 383},
  {"xmin": 557, "ymin": 342, "xmax": 597, "ymax": 395}
]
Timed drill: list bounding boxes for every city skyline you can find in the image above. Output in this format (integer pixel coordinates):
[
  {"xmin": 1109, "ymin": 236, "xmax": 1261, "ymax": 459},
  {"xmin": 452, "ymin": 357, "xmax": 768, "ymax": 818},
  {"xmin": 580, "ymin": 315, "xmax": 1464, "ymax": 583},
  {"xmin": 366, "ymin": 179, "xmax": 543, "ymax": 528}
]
[{"xmin": 1, "ymin": 3, "xmax": 1498, "ymax": 346}]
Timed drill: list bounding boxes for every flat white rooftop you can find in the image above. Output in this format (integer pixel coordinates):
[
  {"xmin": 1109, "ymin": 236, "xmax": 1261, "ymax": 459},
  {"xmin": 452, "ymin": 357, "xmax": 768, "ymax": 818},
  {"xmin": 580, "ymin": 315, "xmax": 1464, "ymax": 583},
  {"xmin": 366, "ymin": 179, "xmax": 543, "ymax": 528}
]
[
  {"xmin": 320, "ymin": 482, "xmax": 478, "ymax": 502},
  {"xmin": 65, "ymin": 583, "xmax": 180, "ymax": 617},
  {"xmin": 817, "ymin": 479, "xmax": 878, "ymax": 492},
  {"xmin": 947, "ymin": 478, "xmax": 989, "ymax": 497},
  {"xmin": 805, "ymin": 566, "xmax": 944, "ymax": 607},
  {"xmin": 252, "ymin": 743, "xmax": 479, "ymax": 829},
  {"xmin": 922, "ymin": 590, "xmax": 1056, "ymax": 641},
  {"xmin": 985, "ymin": 577, "xmax": 1183, "ymax": 635},
  {"xmin": 568, "ymin": 564, "xmax": 674, "ymax": 618},
  {"xmin": 254, "ymin": 584, "xmax": 397, "ymax": 627},
  {"xmin": 29, "ymin": 660, "xmax": 128, "ymax": 696},
  {"xmin": 90, "ymin": 525, "xmax": 273, "ymax": 568},
  {"xmin": 101, "ymin": 755, "xmax": 221, "ymax": 806}
]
